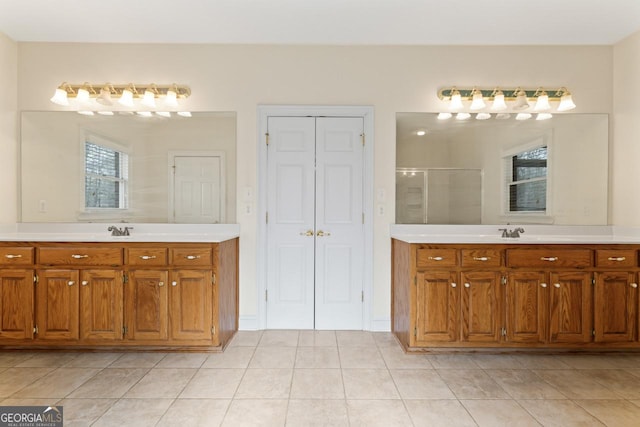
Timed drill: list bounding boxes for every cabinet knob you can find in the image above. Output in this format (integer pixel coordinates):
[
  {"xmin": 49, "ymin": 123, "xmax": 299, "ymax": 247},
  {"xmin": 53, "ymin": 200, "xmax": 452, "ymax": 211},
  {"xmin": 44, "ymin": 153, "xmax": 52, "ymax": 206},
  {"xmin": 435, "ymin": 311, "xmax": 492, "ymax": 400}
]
[
  {"xmin": 185, "ymin": 255, "xmax": 201, "ymax": 260},
  {"xmin": 171, "ymin": 281, "xmax": 178, "ymax": 286},
  {"xmin": 139, "ymin": 255, "xmax": 157, "ymax": 260},
  {"xmin": 631, "ymin": 283, "xmax": 638, "ymax": 289},
  {"xmin": 159, "ymin": 281, "xmax": 165, "ymax": 287},
  {"xmin": 464, "ymin": 283, "xmax": 470, "ymax": 288},
  {"xmin": 81, "ymin": 280, "xmax": 88, "ymax": 286},
  {"xmin": 428, "ymin": 256, "xmax": 444, "ymax": 261},
  {"xmin": 540, "ymin": 257, "xmax": 558, "ymax": 262},
  {"xmin": 553, "ymin": 283, "xmax": 561, "ymax": 288},
  {"xmin": 451, "ymin": 282, "xmax": 457, "ymax": 288},
  {"xmin": 67, "ymin": 280, "xmax": 75, "ymax": 286},
  {"xmin": 541, "ymin": 283, "xmax": 548, "ymax": 288}
]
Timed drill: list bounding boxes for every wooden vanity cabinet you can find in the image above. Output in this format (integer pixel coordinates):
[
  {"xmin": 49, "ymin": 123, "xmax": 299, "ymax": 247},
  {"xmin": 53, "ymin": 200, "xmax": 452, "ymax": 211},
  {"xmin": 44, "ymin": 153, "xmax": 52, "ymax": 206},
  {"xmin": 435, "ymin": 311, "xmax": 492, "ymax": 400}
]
[{"xmin": 0, "ymin": 247, "xmax": 35, "ymax": 340}]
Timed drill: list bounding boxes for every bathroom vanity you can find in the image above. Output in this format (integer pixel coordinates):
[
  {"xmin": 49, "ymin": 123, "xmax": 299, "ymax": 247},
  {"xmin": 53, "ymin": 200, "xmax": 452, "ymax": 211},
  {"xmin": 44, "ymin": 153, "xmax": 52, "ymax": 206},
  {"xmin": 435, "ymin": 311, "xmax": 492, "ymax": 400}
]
[
  {"xmin": 391, "ymin": 225, "xmax": 640, "ymax": 351},
  {"xmin": 0, "ymin": 224, "xmax": 239, "ymax": 351}
]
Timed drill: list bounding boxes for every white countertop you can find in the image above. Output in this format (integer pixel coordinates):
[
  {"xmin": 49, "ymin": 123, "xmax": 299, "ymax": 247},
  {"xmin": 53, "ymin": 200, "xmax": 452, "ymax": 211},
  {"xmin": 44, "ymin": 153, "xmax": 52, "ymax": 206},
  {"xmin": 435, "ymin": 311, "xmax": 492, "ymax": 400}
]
[
  {"xmin": 0, "ymin": 223, "xmax": 240, "ymax": 243},
  {"xmin": 390, "ymin": 225, "xmax": 640, "ymax": 244}
]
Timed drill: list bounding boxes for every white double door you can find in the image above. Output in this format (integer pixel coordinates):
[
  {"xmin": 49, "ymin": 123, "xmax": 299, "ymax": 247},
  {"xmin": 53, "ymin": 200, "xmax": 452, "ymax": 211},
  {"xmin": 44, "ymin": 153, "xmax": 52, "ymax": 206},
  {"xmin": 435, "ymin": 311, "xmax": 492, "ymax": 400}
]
[{"xmin": 266, "ymin": 116, "xmax": 364, "ymax": 330}]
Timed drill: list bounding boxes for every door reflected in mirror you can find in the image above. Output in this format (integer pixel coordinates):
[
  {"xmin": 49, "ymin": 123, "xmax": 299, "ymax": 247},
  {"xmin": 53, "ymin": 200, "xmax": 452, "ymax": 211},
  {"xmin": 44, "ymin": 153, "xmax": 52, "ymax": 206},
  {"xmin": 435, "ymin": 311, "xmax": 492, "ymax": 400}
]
[
  {"xmin": 396, "ymin": 113, "xmax": 608, "ymax": 225},
  {"xmin": 21, "ymin": 112, "xmax": 236, "ymax": 223}
]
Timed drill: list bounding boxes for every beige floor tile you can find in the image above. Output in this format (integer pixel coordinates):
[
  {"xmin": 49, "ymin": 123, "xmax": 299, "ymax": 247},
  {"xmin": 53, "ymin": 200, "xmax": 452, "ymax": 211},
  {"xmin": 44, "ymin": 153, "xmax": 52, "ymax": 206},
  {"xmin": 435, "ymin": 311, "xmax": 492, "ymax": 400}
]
[
  {"xmin": 631, "ymin": 399, "xmax": 640, "ymax": 408},
  {"xmin": 202, "ymin": 346, "xmax": 255, "ymax": 368},
  {"xmin": 222, "ymin": 399, "xmax": 288, "ymax": 426},
  {"xmin": 228, "ymin": 330, "xmax": 263, "ymax": 347},
  {"xmin": 438, "ymin": 369, "xmax": 509, "ymax": 399},
  {"xmin": 390, "ymin": 369, "xmax": 455, "ymax": 399},
  {"xmin": 587, "ymin": 369, "xmax": 640, "ymax": 399},
  {"xmin": 298, "ymin": 330, "xmax": 337, "ymax": 347},
  {"xmin": 462, "ymin": 399, "xmax": 540, "ymax": 426},
  {"xmin": 157, "ymin": 398, "xmax": 231, "ymax": 427},
  {"xmin": 15, "ymin": 353, "xmax": 79, "ymax": 368},
  {"xmin": 0, "ymin": 367, "xmax": 55, "ymax": 398},
  {"xmin": 575, "ymin": 399, "xmax": 640, "ymax": 427},
  {"xmin": 258, "ymin": 330, "xmax": 299, "ymax": 347},
  {"xmin": 156, "ymin": 352, "xmax": 208, "ymax": 368},
  {"xmin": 67, "ymin": 368, "xmax": 149, "ymax": 398},
  {"xmin": 1, "ymin": 398, "xmax": 63, "ymax": 406},
  {"xmin": 373, "ymin": 332, "xmax": 399, "ymax": 347},
  {"xmin": 0, "ymin": 352, "xmax": 36, "ymax": 367},
  {"xmin": 426, "ymin": 354, "xmax": 481, "ymax": 369},
  {"xmin": 109, "ymin": 352, "xmax": 167, "ymax": 368},
  {"xmin": 556, "ymin": 354, "xmax": 638, "ymax": 369},
  {"xmin": 533, "ymin": 369, "xmax": 622, "ymax": 399},
  {"xmin": 513, "ymin": 354, "xmax": 572, "ymax": 370},
  {"xmin": 519, "ymin": 399, "xmax": 605, "ymax": 426},
  {"xmin": 62, "ymin": 352, "xmax": 122, "ymax": 368},
  {"xmin": 342, "ymin": 368, "xmax": 399, "ymax": 399},
  {"xmin": 249, "ymin": 346, "xmax": 297, "ymax": 368},
  {"xmin": 124, "ymin": 368, "xmax": 196, "ymax": 398},
  {"xmin": 347, "ymin": 399, "xmax": 413, "ymax": 427},
  {"xmin": 404, "ymin": 399, "xmax": 477, "ymax": 427},
  {"xmin": 380, "ymin": 346, "xmax": 433, "ymax": 369},
  {"xmin": 471, "ymin": 354, "xmax": 529, "ymax": 369},
  {"xmin": 295, "ymin": 347, "xmax": 340, "ymax": 368},
  {"xmin": 92, "ymin": 398, "xmax": 174, "ymax": 427},
  {"xmin": 234, "ymin": 368, "xmax": 292, "ymax": 398},
  {"xmin": 487, "ymin": 369, "xmax": 566, "ymax": 399},
  {"xmin": 179, "ymin": 368, "xmax": 245, "ymax": 398},
  {"xmin": 339, "ymin": 346, "xmax": 386, "ymax": 368},
  {"xmin": 12, "ymin": 367, "xmax": 100, "ymax": 398},
  {"xmin": 287, "ymin": 399, "xmax": 349, "ymax": 427},
  {"xmin": 290, "ymin": 368, "xmax": 344, "ymax": 399},
  {"xmin": 336, "ymin": 330, "xmax": 376, "ymax": 347},
  {"xmin": 57, "ymin": 398, "xmax": 116, "ymax": 427}
]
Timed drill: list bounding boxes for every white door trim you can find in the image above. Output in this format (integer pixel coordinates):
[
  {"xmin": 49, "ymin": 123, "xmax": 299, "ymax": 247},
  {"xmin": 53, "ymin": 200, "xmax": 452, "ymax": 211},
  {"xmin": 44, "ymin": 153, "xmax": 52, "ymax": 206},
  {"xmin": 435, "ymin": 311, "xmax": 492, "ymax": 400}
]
[
  {"xmin": 168, "ymin": 150, "xmax": 226, "ymax": 223},
  {"xmin": 256, "ymin": 105, "xmax": 374, "ymax": 330}
]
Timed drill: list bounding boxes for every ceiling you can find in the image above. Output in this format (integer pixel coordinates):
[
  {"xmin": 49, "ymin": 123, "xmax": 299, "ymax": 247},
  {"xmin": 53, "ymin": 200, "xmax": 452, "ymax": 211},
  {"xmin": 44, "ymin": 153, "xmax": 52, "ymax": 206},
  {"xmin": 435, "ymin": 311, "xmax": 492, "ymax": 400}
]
[{"xmin": 1, "ymin": 0, "xmax": 639, "ymax": 45}]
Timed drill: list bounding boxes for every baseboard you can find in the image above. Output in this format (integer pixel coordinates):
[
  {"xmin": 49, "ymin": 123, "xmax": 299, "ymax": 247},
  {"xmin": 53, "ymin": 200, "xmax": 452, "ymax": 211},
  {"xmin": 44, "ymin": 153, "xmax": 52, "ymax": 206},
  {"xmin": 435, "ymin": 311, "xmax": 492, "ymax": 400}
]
[
  {"xmin": 238, "ymin": 315, "xmax": 260, "ymax": 331},
  {"xmin": 370, "ymin": 317, "xmax": 391, "ymax": 332}
]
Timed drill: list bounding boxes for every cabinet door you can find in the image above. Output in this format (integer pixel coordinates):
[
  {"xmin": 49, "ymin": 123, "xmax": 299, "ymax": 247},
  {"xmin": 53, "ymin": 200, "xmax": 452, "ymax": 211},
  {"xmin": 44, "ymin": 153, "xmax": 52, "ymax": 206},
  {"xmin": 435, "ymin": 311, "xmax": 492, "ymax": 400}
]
[
  {"xmin": 461, "ymin": 271, "xmax": 502, "ymax": 343},
  {"xmin": 549, "ymin": 271, "xmax": 592, "ymax": 344},
  {"xmin": 0, "ymin": 269, "xmax": 34, "ymax": 339},
  {"xmin": 80, "ymin": 270, "xmax": 123, "ymax": 340},
  {"xmin": 169, "ymin": 270, "xmax": 213, "ymax": 341},
  {"xmin": 36, "ymin": 269, "xmax": 79, "ymax": 340},
  {"xmin": 126, "ymin": 270, "xmax": 169, "ymax": 341},
  {"xmin": 594, "ymin": 272, "xmax": 636, "ymax": 343},
  {"xmin": 415, "ymin": 271, "xmax": 459, "ymax": 344},
  {"xmin": 505, "ymin": 271, "xmax": 547, "ymax": 343}
]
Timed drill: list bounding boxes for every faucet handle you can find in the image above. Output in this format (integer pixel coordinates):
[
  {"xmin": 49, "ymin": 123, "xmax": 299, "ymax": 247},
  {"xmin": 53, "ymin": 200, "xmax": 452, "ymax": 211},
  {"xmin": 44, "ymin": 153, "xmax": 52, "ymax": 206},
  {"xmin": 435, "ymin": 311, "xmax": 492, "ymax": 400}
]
[
  {"xmin": 123, "ymin": 227, "xmax": 133, "ymax": 236},
  {"xmin": 498, "ymin": 228, "xmax": 508, "ymax": 238}
]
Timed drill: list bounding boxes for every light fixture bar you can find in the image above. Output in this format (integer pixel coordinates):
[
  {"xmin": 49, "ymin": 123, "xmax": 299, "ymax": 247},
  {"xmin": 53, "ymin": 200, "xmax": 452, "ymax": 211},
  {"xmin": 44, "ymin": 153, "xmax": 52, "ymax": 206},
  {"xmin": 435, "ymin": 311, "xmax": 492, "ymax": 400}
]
[
  {"xmin": 50, "ymin": 83, "xmax": 191, "ymax": 102},
  {"xmin": 437, "ymin": 87, "xmax": 573, "ymax": 103}
]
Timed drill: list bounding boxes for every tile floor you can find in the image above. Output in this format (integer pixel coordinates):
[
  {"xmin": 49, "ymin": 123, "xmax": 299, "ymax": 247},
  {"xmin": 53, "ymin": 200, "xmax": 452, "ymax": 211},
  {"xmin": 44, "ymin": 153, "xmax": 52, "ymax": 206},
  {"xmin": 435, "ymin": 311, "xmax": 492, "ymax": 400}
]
[{"xmin": 1, "ymin": 330, "xmax": 640, "ymax": 426}]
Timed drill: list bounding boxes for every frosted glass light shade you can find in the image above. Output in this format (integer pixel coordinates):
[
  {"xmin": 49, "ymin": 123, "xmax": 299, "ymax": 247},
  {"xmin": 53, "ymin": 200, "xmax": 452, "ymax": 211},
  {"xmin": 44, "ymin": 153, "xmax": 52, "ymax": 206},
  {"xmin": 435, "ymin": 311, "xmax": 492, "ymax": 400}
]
[
  {"xmin": 118, "ymin": 88, "xmax": 135, "ymax": 107},
  {"xmin": 437, "ymin": 112, "xmax": 452, "ymax": 120},
  {"xmin": 177, "ymin": 111, "xmax": 192, "ymax": 117},
  {"xmin": 76, "ymin": 87, "xmax": 90, "ymax": 104},
  {"xmin": 536, "ymin": 113, "xmax": 553, "ymax": 121},
  {"xmin": 533, "ymin": 93, "xmax": 551, "ymax": 111},
  {"xmin": 513, "ymin": 91, "xmax": 529, "ymax": 110},
  {"xmin": 165, "ymin": 89, "xmax": 178, "ymax": 108},
  {"xmin": 516, "ymin": 112, "xmax": 532, "ymax": 120},
  {"xmin": 449, "ymin": 91, "xmax": 464, "ymax": 110},
  {"xmin": 96, "ymin": 88, "xmax": 113, "ymax": 106},
  {"xmin": 456, "ymin": 112, "xmax": 471, "ymax": 120},
  {"xmin": 470, "ymin": 91, "xmax": 486, "ymax": 110},
  {"xmin": 476, "ymin": 113, "xmax": 491, "ymax": 120},
  {"xmin": 491, "ymin": 92, "xmax": 508, "ymax": 111},
  {"xmin": 50, "ymin": 88, "xmax": 69, "ymax": 106},
  {"xmin": 141, "ymin": 89, "xmax": 156, "ymax": 108},
  {"xmin": 558, "ymin": 93, "xmax": 576, "ymax": 111}
]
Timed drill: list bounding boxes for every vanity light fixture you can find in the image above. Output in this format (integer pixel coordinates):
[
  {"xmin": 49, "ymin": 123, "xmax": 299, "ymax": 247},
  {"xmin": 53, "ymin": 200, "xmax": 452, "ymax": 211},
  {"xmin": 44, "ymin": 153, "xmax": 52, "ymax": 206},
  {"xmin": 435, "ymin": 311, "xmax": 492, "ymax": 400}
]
[
  {"xmin": 516, "ymin": 112, "xmax": 532, "ymax": 120},
  {"xmin": 557, "ymin": 88, "xmax": 576, "ymax": 111},
  {"xmin": 469, "ymin": 88, "xmax": 486, "ymax": 110},
  {"xmin": 416, "ymin": 130, "xmax": 427, "ymax": 136},
  {"xmin": 141, "ymin": 84, "xmax": 158, "ymax": 108},
  {"xmin": 513, "ymin": 89, "xmax": 530, "ymax": 110},
  {"xmin": 448, "ymin": 88, "xmax": 464, "ymax": 110},
  {"xmin": 456, "ymin": 112, "xmax": 471, "ymax": 120},
  {"xmin": 50, "ymin": 83, "xmax": 73, "ymax": 106},
  {"xmin": 476, "ymin": 112, "xmax": 491, "ymax": 120},
  {"xmin": 533, "ymin": 88, "xmax": 551, "ymax": 112},
  {"xmin": 437, "ymin": 112, "xmax": 452, "ymax": 120},
  {"xmin": 536, "ymin": 112, "xmax": 553, "ymax": 121},
  {"xmin": 490, "ymin": 89, "xmax": 508, "ymax": 111},
  {"xmin": 118, "ymin": 84, "xmax": 136, "ymax": 107}
]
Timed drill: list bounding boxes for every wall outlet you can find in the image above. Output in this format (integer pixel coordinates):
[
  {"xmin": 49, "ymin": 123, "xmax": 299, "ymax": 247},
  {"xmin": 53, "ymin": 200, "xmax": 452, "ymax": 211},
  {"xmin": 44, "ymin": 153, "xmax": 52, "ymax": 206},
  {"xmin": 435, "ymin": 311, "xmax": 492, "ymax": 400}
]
[{"xmin": 39, "ymin": 200, "xmax": 47, "ymax": 213}]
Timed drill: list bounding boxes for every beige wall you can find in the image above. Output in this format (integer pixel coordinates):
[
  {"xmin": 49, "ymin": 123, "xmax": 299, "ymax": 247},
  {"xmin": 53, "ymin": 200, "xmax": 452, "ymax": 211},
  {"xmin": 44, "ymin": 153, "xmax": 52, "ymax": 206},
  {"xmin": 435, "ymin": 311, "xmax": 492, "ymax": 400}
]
[
  {"xmin": 613, "ymin": 30, "xmax": 640, "ymax": 226},
  {"xmin": 13, "ymin": 43, "xmax": 614, "ymax": 327},
  {"xmin": 0, "ymin": 33, "xmax": 17, "ymax": 223}
]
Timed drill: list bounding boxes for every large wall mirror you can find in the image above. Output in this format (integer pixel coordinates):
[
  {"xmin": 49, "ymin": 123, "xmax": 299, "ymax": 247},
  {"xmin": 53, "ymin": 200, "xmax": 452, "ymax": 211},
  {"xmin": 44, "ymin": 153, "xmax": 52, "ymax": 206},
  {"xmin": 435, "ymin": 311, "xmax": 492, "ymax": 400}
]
[
  {"xmin": 396, "ymin": 113, "xmax": 608, "ymax": 225},
  {"xmin": 21, "ymin": 112, "xmax": 236, "ymax": 223}
]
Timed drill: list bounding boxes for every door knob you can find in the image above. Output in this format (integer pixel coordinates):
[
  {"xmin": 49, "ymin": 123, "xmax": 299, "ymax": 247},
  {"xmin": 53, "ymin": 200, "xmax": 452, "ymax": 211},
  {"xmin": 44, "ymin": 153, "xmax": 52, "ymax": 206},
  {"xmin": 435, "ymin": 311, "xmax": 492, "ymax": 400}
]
[
  {"xmin": 316, "ymin": 230, "xmax": 331, "ymax": 237},
  {"xmin": 299, "ymin": 230, "xmax": 314, "ymax": 236}
]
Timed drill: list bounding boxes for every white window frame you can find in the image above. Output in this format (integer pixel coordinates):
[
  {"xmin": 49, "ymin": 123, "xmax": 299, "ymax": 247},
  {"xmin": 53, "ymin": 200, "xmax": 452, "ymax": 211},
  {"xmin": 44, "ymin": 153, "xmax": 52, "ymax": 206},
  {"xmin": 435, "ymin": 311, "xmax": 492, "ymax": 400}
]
[{"xmin": 501, "ymin": 133, "xmax": 553, "ymax": 222}]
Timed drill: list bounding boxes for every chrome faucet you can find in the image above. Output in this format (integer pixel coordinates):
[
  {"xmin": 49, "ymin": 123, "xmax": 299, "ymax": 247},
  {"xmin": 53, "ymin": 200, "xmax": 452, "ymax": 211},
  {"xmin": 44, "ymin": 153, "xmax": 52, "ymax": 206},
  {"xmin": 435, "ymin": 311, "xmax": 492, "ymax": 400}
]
[
  {"xmin": 108, "ymin": 226, "xmax": 133, "ymax": 236},
  {"xmin": 499, "ymin": 227, "xmax": 525, "ymax": 238}
]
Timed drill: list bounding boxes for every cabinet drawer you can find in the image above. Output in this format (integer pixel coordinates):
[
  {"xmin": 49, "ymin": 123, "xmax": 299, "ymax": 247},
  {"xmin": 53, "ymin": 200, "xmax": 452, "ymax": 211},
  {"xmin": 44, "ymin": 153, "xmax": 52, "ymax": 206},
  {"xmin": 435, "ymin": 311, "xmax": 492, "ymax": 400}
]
[
  {"xmin": 595, "ymin": 249, "xmax": 636, "ymax": 268},
  {"xmin": 38, "ymin": 247, "xmax": 123, "ymax": 266},
  {"xmin": 170, "ymin": 247, "xmax": 212, "ymax": 266},
  {"xmin": 126, "ymin": 248, "xmax": 168, "ymax": 266},
  {"xmin": 506, "ymin": 248, "xmax": 592, "ymax": 268},
  {"xmin": 461, "ymin": 249, "xmax": 502, "ymax": 267},
  {"xmin": 0, "ymin": 247, "xmax": 34, "ymax": 265},
  {"xmin": 416, "ymin": 248, "xmax": 457, "ymax": 268}
]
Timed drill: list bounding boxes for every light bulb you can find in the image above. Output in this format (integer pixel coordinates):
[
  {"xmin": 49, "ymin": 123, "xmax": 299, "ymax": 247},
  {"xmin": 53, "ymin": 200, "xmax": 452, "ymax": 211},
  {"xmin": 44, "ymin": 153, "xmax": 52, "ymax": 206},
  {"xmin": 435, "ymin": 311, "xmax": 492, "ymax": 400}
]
[
  {"xmin": 437, "ymin": 112, "xmax": 452, "ymax": 120},
  {"xmin": 536, "ymin": 113, "xmax": 553, "ymax": 121},
  {"xmin": 449, "ymin": 89, "xmax": 464, "ymax": 111},
  {"xmin": 416, "ymin": 130, "xmax": 426, "ymax": 136},
  {"xmin": 476, "ymin": 113, "xmax": 491, "ymax": 120},
  {"xmin": 165, "ymin": 88, "xmax": 178, "ymax": 108},
  {"xmin": 516, "ymin": 113, "xmax": 532, "ymax": 120},
  {"xmin": 456, "ymin": 112, "xmax": 471, "ymax": 120}
]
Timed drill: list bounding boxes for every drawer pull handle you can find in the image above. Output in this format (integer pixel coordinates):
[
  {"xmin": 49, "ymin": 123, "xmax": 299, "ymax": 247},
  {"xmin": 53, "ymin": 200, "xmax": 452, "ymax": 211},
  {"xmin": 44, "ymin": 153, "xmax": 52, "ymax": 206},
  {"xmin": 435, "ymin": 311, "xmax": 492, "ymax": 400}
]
[
  {"xmin": 540, "ymin": 257, "xmax": 558, "ymax": 262},
  {"xmin": 71, "ymin": 254, "xmax": 89, "ymax": 259},
  {"xmin": 553, "ymin": 283, "xmax": 561, "ymax": 288},
  {"xmin": 159, "ymin": 281, "xmax": 165, "ymax": 287},
  {"xmin": 464, "ymin": 283, "xmax": 470, "ymax": 288},
  {"xmin": 81, "ymin": 280, "xmax": 88, "ymax": 286},
  {"xmin": 171, "ymin": 281, "xmax": 178, "ymax": 286},
  {"xmin": 631, "ymin": 283, "xmax": 638, "ymax": 289},
  {"xmin": 4, "ymin": 254, "xmax": 22, "ymax": 259},
  {"xmin": 541, "ymin": 283, "xmax": 548, "ymax": 288},
  {"xmin": 473, "ymin": 257, "xmax": 489, "ymax": 261},
  {"xmin": 68, "ymin": 281, "xmax": 75, "ymax": 286},
  {"xmin": 139, "ymin": 255, "xmax": 157, "ymax": 260},
  {"xmin": 185, "ymin": 255, "xmax": 201, "ymax": 260},
  {"xmin": 608, "ymin": 256, "xmax": 626, "ymax": 262},
  {"xmin": 428, "ymin": 256, "xmax": 444, "ymax": 261},
  {"xmin": 451, "ymin": 282, "xmax": 457, "ymax": 288}
]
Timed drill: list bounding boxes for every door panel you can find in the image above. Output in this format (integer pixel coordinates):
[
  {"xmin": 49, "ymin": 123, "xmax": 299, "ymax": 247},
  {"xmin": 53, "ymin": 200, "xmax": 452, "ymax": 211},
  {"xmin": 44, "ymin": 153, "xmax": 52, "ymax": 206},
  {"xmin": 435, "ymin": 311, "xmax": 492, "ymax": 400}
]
[
  {"xmin": 36, "ymin": 269, "xmax": 79, "ymax": 340},
  {"xmin": 126, "ymin": 270, "xmax": 169, "ymax": 341},
  {"xmin": 594, "ymin": 272, "xmax": 636, "ymax": 343},
  {"xmin": 505, "ymin": 271, "xmax": 547, "ymax": 343},
  {"xmin": 461, "ymin": 271, "xmax": 501, "ymax": 343},
  {"xmin": 173, "ymin": 156, "xmax": 222, "ymax": 223},
  {"xmin": 415, "ymin": 271, "xmax": 459, "ymax": 344},
  {"xmin": 0, "ymin": 269, "xmax": 34, "ymax": 339},
  {"xmin": 169, "ymin": 270, "xmax": 213, "ymax": 341},
  {"xmin": 80, "ymin": 270, "xmax": 123, "ymax": 340},
  {"xmin": 549, "ymin": 271, "xmax": 592, "ymax": 344}
]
